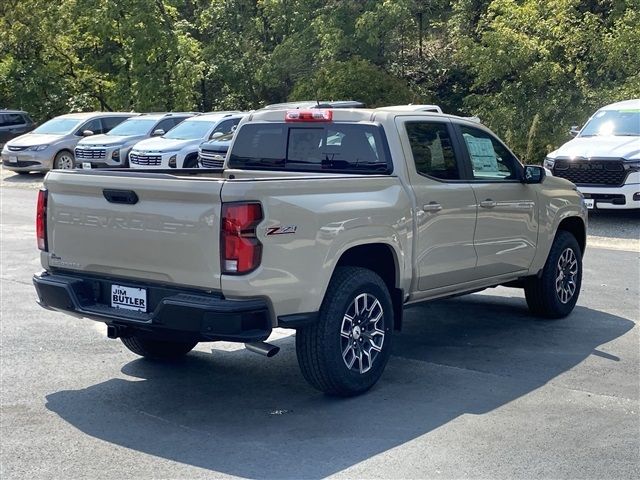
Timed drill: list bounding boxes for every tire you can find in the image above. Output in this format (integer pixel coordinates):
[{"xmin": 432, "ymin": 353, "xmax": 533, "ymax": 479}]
[
  {"xmin": 120, "ymin": 335, "xmax": 198, "ymax": 360},
  {"xmin": 525, "ymin": 230, "xmax": 582, "ymax": 319},
  {"xmin": 53, "ymin": 150, "xmax": 75, "ymax": 170},
  {"xmin": 296, "ymin": 267, "xmax": 393, "ymax": 396},
  {"xmin": 183, "ymin": 153, "xmax": 198, "ymax": 168}
]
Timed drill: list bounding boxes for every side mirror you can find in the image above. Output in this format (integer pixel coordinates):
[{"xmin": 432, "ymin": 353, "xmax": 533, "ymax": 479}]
[
  {"xmin": 523, "ymin": 165, "xmax": 545, "ymax": 184},
  {"xmin": 152, "ymin": 129, "xmax": 165, "ymax": 137},
  {"xmin": 569, "ymin": 125, "xmax": 580, "ymax": 137},
  {"xmin": 210, "ymin": 131, "xmax": 224, "ymax": 140},
  {"xmin": 82, "ymin": 130, "xmax": 94, "ymax": 137}
]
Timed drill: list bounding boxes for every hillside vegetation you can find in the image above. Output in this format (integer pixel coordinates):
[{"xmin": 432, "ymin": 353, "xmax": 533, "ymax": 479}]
[{"xmin": 1, "ymin": 0, "xmax": 638, "ymax": 161}]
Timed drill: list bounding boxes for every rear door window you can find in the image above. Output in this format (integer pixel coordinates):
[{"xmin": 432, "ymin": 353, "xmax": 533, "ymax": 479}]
[
  {"xmin": 405, "ymin": 121, "xmax": 461, "ymax": 180},
  {"xmin": 228, "ymin": 123, "xmax": 390, "ymax": 174}
]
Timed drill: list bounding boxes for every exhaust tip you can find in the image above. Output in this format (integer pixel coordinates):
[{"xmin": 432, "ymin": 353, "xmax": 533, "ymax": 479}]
[{"xmin": 245, "ymin": 341, "xmax": 280, "ymax": 357}]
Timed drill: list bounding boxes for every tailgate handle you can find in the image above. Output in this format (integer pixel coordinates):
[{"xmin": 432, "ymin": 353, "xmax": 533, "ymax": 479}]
[{"xmin": 103, "ymin": 189, "xmax": 139, "ymax": 205}]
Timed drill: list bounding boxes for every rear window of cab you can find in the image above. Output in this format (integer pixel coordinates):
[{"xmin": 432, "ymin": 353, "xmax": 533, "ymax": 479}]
[{"xmin": 228, "ymin": 122, "xmax": 391, "ymax": 174}]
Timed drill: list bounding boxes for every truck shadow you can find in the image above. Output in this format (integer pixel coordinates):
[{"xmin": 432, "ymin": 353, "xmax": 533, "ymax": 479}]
[{"xmin": 45, "ymin": 294, "xmax": 634, "ymax": 479}]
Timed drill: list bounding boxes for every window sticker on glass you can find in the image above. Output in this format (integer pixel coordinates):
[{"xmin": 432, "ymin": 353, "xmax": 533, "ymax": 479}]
[{"xmin": 463, "ymin": 134, "xmax": 499, "ymax": 173}]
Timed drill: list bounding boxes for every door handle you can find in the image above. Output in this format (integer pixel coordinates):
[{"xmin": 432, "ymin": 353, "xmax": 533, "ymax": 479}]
[
  {"xmin": 422, "ymin": 202, "xmax": 442, "ymax": 212},
  {"xmin": 480, "ymin": 199, "xmax": 496, "ymax": 209}
]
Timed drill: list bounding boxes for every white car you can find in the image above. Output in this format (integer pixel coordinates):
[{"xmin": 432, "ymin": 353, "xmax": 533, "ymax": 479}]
[
  {"xmin": 544, "ymin": 99, "xmax": 640, "ymax": 210},
  {"xmin": 128, "ymin": 112, "xmax": 243, "ymax": 169}
]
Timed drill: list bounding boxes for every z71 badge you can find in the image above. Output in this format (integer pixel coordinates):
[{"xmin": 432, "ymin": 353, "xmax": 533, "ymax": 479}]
[{"xmin": 266, "ymin": 225, "xmax": 298, "ymax": 236}]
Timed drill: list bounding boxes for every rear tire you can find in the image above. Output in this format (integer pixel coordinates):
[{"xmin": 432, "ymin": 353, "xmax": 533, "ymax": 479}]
[
  {"xmin": 120, "ymin": 335, "xmax": 197, "ymax": 360},
  {"xmin": 525, "ymin": 231, "xmax": 582, "ymax": 319},
  {"xmin": 296, "ymin": 267, "xmax": 393, "ymax": 396}
]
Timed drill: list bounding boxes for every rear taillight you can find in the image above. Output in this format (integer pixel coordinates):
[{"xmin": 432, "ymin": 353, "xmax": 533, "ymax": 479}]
[
  {"xmin": 221, "ymin": 202, "xmax": 263, "ymax": 274},
  {"xmin": 36, "ymin": 188, "xmax": 48, "ymax": 251}
]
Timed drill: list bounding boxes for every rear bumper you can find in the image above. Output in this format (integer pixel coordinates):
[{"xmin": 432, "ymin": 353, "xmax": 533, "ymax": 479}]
[{"xmin": 33, "ymin": 271, "xmax": 272, "ymax": 342}]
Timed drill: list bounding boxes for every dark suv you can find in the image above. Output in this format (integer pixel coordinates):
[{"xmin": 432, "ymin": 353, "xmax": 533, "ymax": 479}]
[{"xmin": 0, "ymin": 110, "xmax": 35, "ymax": 147}]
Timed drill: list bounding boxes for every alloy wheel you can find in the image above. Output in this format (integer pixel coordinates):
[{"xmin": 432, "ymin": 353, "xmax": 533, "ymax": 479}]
[
  {"xmin": 340, "ymin": 293, "xmax": 385, "ymax": 374},
  {"xmin": 555, "ymin": 247, "xmax": 578, "ymax": 304},
  {"xmin": 55, "ymin": 154, "xmax": 74, "ymax": 169}
]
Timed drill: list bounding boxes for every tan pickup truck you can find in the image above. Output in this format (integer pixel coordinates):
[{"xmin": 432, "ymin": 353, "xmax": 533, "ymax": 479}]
[{"xmin": 33, "ymin": 108, "xmax": 588, "ymax": 396}]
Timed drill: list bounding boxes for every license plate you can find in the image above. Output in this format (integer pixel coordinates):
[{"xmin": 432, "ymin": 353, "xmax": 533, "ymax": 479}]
[
  {"xmin": 584, "ymin": 198, "xmax": 595, "ymax": 209},
  {"xmin": 82, "ymin": 162, "xmax": 92, "ymax": 169},
  {"xmin": 111, "ymin": 284, "xmax": 147, "ymax": 312},
  {"xmin": 7, "ymin": 155, "xmax": 18, "ymax": 164}
]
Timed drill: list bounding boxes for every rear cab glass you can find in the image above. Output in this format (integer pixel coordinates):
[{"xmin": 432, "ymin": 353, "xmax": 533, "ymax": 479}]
[{"xmin": 228, "ymin": 122, "xmax": 391, "ymax": 174}]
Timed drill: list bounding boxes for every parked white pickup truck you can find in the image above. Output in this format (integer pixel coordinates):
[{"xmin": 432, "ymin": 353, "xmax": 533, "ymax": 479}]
[
  {"xmin": 544, "ymin": 99, "xmax": 640, "ymax": 210},
  {"xmin": 33, "ymin": 108, "xmax": 587, "ymax": 396}
]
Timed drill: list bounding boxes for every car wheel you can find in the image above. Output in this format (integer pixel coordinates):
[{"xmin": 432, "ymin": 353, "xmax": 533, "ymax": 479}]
[
  {"xmin": 53, "ymin": 151, "xmax": 75, "ymax": 170},
  {"xmin": 525, "ymin": 231, "xmax": 582, "ymax": 319},
  {"xmin": 296, "ymin": 266, "xmax": 393, "ymax": 396},
  {"xmin": 183, "ymin": 153, "xmax": 198, "ymax": 168},
  {"xmin": 120, "ymin": 335, "xmax": 198, "ymax": 360}
]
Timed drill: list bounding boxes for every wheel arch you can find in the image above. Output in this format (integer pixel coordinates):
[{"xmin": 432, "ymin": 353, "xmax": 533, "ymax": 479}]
[
  {"xmin": 333, "ymin": 242, "xmax": 404, "ymax": 331},
  {"xmin": 556, "ymin": 216, "xmax": 586, "ymax": 256},
  {"xmin": 181, "ymin": 151, "xmax": 199, "ymax": 168}
]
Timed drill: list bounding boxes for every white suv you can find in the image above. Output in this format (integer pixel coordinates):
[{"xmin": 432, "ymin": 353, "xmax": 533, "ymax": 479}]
[
  {"xmin": 544, "ymin": 99, "xmax": 640, "ymax": 210},
  {"xmin": 129, "ymin": 112, "xmax": 243, "ymax": 169},
  {"xmin": 74, "ymin": 113, "xmax": 193, "ymax": 169}
]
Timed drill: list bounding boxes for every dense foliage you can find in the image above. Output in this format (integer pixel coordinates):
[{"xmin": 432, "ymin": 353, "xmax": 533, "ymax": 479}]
[{"xmin": 1, "ymin": 0, "xmax": 638, "ymax": 162}]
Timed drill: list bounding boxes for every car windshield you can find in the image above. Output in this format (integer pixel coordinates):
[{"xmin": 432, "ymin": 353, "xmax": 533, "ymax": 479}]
[
  {"xmin": 107, "ymin": 118, "xmax": 157, "ymax": 136},
  {"xmin": 580, "ymin": 109, "xmax": 640, "ymax": 137},
  {"xmin": 163, "ymin": 119, "xmax": 214, "ymax": 140},
  {"xmin": 32, "ymin": 117, "xmax": 82, "ymax": 135}
]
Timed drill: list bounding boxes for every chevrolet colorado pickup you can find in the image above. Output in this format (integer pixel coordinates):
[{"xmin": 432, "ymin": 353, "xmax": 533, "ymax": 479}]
[{"xmin": 33, "ymin": 108, "xmax": 588, "ymax": 396}]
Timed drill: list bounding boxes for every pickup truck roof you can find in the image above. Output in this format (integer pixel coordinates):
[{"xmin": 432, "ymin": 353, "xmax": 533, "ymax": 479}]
[
  {"xmin": 246, "ymin": 107, "xmax": 483, "ymax": 129},
  {"xmin": 378, "ymin": 104, "xmax": 443, "ymax": 113}
]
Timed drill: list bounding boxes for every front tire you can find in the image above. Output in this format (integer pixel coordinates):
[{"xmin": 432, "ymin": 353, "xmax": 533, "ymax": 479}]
[
  {"xmin": 296, "ymin": 267, "xmax": 393, "ymax": 396},
  {"xmin": 121, "ymin": 335, "xmax": 198, "ymax": 360},
  {"xmin": 53, "ymin": 150, "xmax": 75, "ymax": 170},
  {"xmin": 183, "ymin": 153, "xmax": 198, "ymax": 168},
  {"xmin": 525, "ymin": 231, "xmax": 582, "ymax": 318}
]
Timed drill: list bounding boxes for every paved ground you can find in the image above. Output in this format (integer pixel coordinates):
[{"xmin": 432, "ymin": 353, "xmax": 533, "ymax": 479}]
[{"xmin": 1, "ymin": 172, "xmax": 639, "ymax": 479}]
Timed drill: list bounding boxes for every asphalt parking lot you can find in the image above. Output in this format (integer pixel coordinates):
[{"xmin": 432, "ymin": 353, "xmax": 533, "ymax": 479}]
[{"xmin": 1, "ymin": 170, "xmax": 639, "ymax": 479}]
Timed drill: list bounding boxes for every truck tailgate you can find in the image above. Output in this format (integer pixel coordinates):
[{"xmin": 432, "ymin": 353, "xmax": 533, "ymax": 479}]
[{"xmin": 43, "ymin": 171, "xmax": 224, "ymax": 290}]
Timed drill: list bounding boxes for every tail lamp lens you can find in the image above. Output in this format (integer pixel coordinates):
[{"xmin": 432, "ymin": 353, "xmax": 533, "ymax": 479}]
[
  {"xmin": 221, "ymin": 202, "xmax": 263, "ymax": 274},
  {"xmin": 36, "ymin": 188, "xmax": 48, "ymax": 251}
]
